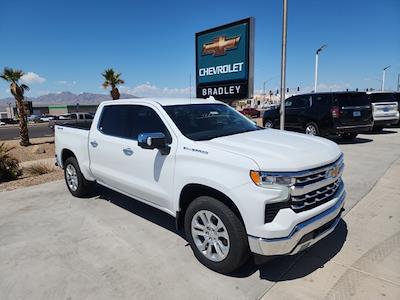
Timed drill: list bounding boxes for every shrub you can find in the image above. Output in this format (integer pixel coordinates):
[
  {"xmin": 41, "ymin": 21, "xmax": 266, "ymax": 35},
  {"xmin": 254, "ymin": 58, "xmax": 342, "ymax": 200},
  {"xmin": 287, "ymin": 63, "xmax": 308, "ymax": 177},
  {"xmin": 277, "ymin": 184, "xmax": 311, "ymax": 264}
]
[
  {"xmin": 25, "ymin": 162, "xmax": 54, "ymax": 176},
  {"xmin": 0, "ymin": 142, "xmax": 22, "ymax": 182}
]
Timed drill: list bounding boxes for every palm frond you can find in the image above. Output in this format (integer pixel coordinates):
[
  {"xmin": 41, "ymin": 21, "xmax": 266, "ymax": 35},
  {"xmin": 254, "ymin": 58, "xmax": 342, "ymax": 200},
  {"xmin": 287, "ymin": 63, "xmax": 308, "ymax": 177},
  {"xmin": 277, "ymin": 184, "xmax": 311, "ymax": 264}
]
[
  {"xmin": 101, "ymin": 68, "xmax": 124, "ymax": 88},
  {"xmin": 20, "ymin": 84, "xmax": 30, "ymax": 92},
  {"xmin": 0, "ymin": 67, "xmax": 24, "ymax": 83}
]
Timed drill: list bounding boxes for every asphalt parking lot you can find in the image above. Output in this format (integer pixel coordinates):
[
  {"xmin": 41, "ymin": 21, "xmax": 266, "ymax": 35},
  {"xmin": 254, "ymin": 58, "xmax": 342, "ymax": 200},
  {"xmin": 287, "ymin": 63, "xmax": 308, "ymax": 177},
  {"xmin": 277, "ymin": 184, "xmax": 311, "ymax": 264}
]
[
  {"xmin": 0, "ymin": 123, "xmax": 53, "ymax": 140},
  {"xmin": 1, "ymin": 128, "xmax": 399, "ymax": 300}
]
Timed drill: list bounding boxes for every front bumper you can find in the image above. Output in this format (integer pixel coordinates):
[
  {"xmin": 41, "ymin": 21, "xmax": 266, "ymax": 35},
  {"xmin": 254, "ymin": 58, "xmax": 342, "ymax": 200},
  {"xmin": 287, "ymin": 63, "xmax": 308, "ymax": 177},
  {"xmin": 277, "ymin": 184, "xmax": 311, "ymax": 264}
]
[{"xmin": 248, "ymin": 187, "xmax": 345, "ymax": 256}]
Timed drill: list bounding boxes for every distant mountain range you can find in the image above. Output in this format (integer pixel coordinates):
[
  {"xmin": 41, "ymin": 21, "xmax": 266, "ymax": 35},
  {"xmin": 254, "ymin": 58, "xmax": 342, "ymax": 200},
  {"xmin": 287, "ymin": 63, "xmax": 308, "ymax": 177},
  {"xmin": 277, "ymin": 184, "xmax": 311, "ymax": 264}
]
[{"xmin": 0, "ymin": 91, "xmax": 138, "ymax": 108}]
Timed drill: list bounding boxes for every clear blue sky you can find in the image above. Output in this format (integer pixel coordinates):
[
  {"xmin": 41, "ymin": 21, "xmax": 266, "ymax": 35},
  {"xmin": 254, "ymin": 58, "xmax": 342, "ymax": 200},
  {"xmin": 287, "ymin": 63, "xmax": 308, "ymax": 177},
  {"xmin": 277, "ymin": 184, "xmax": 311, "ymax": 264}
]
[{"xmin": 0, "ymin": 0, "xmax": 399, "ymax": 98}]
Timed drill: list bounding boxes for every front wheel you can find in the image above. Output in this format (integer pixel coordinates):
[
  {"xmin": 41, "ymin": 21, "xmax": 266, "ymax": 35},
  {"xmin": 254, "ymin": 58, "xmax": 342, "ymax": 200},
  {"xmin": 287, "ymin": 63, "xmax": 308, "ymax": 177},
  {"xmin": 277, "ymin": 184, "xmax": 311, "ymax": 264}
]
[
  {"xmin": 64, "ymin": 157, "xmax": 93, "ymax": 197},
  {"xmin": 184, "ymin": 196, "xmax": 249, "ymax": 274}
]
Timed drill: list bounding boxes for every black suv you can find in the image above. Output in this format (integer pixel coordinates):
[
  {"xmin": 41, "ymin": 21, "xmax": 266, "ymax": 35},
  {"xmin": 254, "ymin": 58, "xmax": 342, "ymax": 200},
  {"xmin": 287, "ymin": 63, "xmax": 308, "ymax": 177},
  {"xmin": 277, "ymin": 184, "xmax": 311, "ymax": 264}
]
[{"xmin": 263, "ymin": 92, "xmax": 373, "ymax": 139}]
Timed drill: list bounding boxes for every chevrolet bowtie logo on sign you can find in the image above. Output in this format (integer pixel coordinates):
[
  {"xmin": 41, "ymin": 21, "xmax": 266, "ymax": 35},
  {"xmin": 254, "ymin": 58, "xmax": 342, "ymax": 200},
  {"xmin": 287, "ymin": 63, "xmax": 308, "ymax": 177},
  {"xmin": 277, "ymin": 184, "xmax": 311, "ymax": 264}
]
[{"xmin": 202, "ymin": 36, "xmax": 241, "ymax": 57}]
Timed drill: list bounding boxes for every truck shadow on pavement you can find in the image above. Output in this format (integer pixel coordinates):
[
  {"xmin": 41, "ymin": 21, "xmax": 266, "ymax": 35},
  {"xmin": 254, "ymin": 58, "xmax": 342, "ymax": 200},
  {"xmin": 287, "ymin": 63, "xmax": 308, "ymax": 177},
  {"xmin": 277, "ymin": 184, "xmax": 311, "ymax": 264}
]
[
  {"xmin": 231, "ymin": 220, "xmax": 348, "ymax": 281},
  {"xmin": 94, "ymin": 184, "xmax": 348, "ymax": 282},
  {"xmin": 332, "ymin": 137, "xmax": 373, "ymax": 145}
]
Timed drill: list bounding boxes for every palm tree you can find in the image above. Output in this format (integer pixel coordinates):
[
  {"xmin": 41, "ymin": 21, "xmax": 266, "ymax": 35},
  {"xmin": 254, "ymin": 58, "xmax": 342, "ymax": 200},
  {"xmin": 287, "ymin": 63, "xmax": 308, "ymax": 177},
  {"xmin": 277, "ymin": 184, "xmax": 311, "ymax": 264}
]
[
  {"xmin": 101, "ymin": 68, "xmax": 125, "ymax": 100},
  {"xmin": 0, "ymin": 67, "xmax": 30, "ymax": 146}
]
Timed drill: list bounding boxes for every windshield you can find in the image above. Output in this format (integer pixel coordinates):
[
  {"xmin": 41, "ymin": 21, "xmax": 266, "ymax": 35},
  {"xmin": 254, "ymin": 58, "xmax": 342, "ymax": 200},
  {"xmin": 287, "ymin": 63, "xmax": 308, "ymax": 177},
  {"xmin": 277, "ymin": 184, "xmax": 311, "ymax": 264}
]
[
  {"xmin": 163, "ymin": 103, "xmax": 260, "ymax": 141},
  {"xmin": 369, "ymin": 93, "xmax": 396, "ymax": 103}
]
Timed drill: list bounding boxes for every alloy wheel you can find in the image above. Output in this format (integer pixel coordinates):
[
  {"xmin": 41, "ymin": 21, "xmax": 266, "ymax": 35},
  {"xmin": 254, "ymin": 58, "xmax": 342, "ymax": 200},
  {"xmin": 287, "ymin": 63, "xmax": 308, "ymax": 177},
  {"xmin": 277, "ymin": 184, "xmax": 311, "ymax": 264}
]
[
  {"xmin": 191, "ymin": 210, "xmax": 230, "ymax": 262},
  {"xmin": 66, "ymin": 164, "xmax": 78, "ymax": 191}
]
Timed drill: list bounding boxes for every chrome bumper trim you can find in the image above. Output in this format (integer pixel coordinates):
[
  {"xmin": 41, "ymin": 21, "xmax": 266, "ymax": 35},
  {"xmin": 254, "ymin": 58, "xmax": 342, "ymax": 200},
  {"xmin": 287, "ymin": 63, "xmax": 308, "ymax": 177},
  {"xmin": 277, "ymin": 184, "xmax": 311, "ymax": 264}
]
[
  {"xmin": 248, "ymin": 188, "xmax": 346, "ymax": 256},
  {"xmin": 336, "ymin": 124, "xmax": 372, "ymax": 129}
]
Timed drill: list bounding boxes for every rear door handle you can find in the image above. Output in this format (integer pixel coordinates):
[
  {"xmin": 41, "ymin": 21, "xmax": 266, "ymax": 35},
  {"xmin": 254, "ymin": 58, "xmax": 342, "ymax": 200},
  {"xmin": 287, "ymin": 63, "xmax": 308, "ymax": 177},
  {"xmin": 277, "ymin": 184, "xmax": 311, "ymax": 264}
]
[
  {"xmin": 90, "ymin": 141, "xmax": 98, "ymax": 148},
  {"xmin": 123, "ymin": 148, "xmax": 133, "ymax": 156}
]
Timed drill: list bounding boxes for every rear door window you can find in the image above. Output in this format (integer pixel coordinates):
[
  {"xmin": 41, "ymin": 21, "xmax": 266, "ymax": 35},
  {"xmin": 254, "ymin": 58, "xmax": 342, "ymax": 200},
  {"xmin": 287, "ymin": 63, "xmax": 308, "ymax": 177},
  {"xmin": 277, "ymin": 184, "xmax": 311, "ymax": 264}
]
[
  {"xmin": 313, "ymin": 94, "xmax": 331, "ymax": 106},
  {"xmin": 288, "ymin": 96, "xmax": 310, "ymax": 108}
]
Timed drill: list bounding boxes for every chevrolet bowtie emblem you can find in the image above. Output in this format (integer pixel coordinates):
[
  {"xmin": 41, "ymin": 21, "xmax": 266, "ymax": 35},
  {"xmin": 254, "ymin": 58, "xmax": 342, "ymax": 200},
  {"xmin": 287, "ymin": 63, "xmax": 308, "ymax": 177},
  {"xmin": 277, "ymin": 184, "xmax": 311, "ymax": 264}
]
[{"xmin": 202, "ymin": 35, "xmax": 241, "ymax": 56}]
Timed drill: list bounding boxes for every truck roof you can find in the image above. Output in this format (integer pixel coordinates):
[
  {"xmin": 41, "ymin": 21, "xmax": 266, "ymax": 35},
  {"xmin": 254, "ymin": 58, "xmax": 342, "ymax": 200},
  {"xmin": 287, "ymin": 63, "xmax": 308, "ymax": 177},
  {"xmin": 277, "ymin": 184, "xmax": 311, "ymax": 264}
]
[{"xmin": 100, "ymin": 97, "xmax": 219, "ymax": 107}]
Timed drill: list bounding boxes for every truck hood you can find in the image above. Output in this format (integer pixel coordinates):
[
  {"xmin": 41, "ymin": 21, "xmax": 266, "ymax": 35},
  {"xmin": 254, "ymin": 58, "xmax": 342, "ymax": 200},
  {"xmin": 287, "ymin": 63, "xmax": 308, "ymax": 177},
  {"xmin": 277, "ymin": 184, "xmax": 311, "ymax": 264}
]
[{"xmin": 203, "ymin": 129, "xmax": 342, "ymax": 172}]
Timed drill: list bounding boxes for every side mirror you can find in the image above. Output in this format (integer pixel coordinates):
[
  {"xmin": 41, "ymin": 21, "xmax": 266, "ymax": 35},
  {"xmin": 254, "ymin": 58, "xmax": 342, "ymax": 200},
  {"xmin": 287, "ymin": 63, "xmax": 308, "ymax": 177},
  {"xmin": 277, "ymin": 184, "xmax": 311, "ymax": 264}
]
[{"xmin": 138, "ymin": 132, "xmax": 170, "ymax": 155}]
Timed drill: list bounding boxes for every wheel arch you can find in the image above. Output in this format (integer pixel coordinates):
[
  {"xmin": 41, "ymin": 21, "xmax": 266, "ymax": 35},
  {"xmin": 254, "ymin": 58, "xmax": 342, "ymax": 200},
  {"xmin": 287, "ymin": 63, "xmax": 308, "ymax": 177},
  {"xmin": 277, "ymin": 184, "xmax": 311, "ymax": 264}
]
[
  {"xmin": 176, "ymin": 183, "xmax": 246, "ymax": 231},
  {"xmin": 61, "ymin": 148, "xmax": 76, "ymax": 167}
]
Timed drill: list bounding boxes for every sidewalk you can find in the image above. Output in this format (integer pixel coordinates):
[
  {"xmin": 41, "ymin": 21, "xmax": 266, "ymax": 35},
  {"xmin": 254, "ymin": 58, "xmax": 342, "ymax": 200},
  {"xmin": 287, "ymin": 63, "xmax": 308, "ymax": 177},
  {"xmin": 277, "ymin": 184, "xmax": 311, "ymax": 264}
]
[{"xmin": 261, "ymin": 159, "xmax": 400, "ymax": 299}]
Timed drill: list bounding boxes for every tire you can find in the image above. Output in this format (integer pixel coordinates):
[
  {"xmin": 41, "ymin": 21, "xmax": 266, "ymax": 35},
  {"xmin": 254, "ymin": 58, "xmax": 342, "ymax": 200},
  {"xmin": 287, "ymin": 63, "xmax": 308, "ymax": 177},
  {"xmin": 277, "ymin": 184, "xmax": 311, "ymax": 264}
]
[
  {"xmin": 340, "ymin": 133, "xmax": 358, "ymax": 140},
  {"xmin": 304, "ymin": 122, "xmax": 319, "ymax": 136},
  {"xmin": 64, "ymin": 157, "xmax": 93, "ymax": 197},
  {"xmin": 184, "ymin": 196, "xmax": 249, "ymax": 274},
  {"xmin": 264, "ymin": 119, "xmax": 274, "ymax": 128}
]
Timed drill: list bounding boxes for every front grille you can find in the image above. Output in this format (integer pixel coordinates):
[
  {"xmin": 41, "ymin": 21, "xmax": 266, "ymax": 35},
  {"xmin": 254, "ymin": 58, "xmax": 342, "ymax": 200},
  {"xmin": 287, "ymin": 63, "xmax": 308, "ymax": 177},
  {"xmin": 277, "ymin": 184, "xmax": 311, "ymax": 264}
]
[
  {"xmin": 291, "ymin": 179, "xmax": 342, "ymax": 212},
  {"xmin": 290, "ymin": 156, "xmax": 344, "ymax": 213},
  {"xmin": 263, "ymin": 156, "xmax": 344, "ymax": 223}
]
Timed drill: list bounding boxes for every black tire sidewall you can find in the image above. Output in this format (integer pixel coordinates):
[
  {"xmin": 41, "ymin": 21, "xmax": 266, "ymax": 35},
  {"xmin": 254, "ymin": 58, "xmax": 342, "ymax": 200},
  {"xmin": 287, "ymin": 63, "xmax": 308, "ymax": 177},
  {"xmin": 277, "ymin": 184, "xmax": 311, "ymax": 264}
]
[
  {"xmin": 184, "ymin": 196, "xmax": 249, "ymax": 274},
  {"xmin": 64, "ymin": 157, "xmax": 91, "ymax": 197}
]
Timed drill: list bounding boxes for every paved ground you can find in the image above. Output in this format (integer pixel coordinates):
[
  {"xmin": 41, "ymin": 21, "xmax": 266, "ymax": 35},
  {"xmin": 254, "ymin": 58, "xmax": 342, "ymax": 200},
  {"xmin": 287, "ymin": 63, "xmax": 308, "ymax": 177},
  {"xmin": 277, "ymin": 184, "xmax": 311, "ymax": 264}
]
[
  {"xmin": 0, "ymin": 128, "xmax": 399, "ymax": 299},
  {"xmin": 0, "ymin": 123, "xmax": 53, "ymax": 140}
]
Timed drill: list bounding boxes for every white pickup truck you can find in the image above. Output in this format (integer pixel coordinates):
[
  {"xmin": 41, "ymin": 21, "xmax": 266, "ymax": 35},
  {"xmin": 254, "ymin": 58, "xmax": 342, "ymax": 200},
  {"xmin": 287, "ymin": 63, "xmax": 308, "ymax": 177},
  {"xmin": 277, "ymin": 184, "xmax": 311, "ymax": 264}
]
[{"xmin": 55, "ymin": 98, "xmax": 346, "ymax": 273}]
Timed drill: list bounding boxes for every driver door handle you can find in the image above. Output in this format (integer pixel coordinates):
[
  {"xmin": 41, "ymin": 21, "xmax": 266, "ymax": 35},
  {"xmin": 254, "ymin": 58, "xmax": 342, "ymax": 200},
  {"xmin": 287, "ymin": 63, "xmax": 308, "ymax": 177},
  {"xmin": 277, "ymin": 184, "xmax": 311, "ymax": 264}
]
[{"xmin": 123, "ymin": 147, "xmax": 133, "ymax": 156}]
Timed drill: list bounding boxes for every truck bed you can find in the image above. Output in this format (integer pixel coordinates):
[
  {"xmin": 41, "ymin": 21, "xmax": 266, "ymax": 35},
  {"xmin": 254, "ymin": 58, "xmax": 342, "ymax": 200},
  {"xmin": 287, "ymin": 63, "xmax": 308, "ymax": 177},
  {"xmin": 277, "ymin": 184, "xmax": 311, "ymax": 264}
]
[{"xmin": 58, "ymin": 120, "xmax": 93, "ymax": 130}]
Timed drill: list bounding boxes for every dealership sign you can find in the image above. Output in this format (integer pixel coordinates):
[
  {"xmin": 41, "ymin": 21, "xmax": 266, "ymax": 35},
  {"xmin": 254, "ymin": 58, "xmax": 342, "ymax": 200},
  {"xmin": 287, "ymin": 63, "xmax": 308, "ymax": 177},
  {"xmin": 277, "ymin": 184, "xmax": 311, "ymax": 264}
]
[{"xmin": 196, "ymin": 18, "xmax": 254, "ymax": 102}]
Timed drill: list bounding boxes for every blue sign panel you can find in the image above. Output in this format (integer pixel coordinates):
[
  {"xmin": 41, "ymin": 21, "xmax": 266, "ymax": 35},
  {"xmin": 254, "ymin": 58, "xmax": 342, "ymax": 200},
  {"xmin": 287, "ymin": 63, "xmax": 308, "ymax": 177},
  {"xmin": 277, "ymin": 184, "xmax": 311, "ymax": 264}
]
[{"xmin": 196, "ymin": 18, "xmax": 254, "ymax": 102}]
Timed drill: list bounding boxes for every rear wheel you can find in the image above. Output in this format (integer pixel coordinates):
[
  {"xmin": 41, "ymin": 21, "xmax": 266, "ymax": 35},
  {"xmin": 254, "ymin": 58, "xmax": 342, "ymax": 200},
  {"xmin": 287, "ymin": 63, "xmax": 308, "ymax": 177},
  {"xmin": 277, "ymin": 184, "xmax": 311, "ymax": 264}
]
[
  {"xmin": 305, "ymin": 122, "xmax": 319, "ymax": 136},
  {"xmin": 64, "ymin": 157, "xmax": 93, "ymax": 197},
  {"xmin": 264, "ymin": 119, "xmax": 274, "ymax": 128},
  {"xmin": 184, "ymin": 196, "xmax": 249, "ymax": 274}
]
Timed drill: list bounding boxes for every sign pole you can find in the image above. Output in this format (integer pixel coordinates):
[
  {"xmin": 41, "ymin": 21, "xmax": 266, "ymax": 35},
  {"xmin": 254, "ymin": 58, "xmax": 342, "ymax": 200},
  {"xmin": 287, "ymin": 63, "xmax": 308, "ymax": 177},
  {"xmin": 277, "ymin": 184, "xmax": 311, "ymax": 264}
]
[{"xmin": 279, "ymin": 0, "xmax": 288, "ymax": 130}]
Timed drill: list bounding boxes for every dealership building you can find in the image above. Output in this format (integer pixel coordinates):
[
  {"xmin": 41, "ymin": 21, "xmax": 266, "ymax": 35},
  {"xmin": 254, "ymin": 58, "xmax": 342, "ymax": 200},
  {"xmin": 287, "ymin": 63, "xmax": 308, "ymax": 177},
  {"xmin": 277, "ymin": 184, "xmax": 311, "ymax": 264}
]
[{"xmin": 1, "ymin": 104, "xmax": 98, "ymax": 119}]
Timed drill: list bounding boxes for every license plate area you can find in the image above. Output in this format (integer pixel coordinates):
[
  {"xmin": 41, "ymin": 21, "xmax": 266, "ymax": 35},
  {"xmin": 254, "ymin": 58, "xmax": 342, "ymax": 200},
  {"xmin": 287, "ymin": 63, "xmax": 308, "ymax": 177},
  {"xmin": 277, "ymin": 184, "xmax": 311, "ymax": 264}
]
[{"xmin": 353, "ymin": 111, "xmax": 361, "ymax": 117}]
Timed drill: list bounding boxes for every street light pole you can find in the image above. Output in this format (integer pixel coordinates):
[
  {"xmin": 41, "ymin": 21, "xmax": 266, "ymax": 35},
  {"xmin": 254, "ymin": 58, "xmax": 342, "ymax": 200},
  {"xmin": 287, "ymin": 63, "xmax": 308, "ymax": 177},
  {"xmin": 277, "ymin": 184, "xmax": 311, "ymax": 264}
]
[
  {"xmin": 313, "ymin": 44, "xmax": 327, "ymax": 92},
  {"xmin": 381, "ymin": 65, "xmax": 390, "ymax": 91},
  {"xmin": 279, "ymin": 0, "xmax": 288, "ymax": 130},
  {"xmin": 263, "ymin": 81, "xmax": 266, "ymax": 103}
]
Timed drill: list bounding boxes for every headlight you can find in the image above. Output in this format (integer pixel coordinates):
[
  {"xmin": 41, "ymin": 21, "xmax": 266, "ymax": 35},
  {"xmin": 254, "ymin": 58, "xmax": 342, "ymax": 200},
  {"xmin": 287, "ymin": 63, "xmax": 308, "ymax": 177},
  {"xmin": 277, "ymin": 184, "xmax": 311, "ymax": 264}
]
[{"xmin": 250, "ymin": 170, "xmax": 295, "ymax": 187}]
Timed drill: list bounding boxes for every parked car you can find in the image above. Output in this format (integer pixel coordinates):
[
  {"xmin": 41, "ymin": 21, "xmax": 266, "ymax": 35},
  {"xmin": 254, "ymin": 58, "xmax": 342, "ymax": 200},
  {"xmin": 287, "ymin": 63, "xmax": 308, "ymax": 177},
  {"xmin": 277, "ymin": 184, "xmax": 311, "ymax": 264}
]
[
  {"xmin": 55, "ymin": 98, "xmax": 346, "ymax": 274},
  {"xmin": 28, "ymin": 114, "xmax": 42, "ymax": 123},
  {"xmin": 394, "ymin": 92, "xmax": 400, "ymax": 126},
  {"xmin": 0, "ymin": 121, "xmax": 5, "ymax": 126},
  {"xmin": 39, "ymin": 115, "xmax": 57, "ymax": 122},
  {"xmin": 263, "ymin": 92, "xmax": 373, "ymax": 140},
  {"xmin": 49, "ymin": 112, "xmax": 94, "ymax": 129},
  {"xmin": 366, "ymin": 91, "xmax": 399, "ymax": 130},
  {"xmin": 0, "ymin": 118, "xmax": 18, "ymax": 125},
  {"xmin": 240, "ymin": 107, "xmax": 260, "ymax": 118}
]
